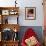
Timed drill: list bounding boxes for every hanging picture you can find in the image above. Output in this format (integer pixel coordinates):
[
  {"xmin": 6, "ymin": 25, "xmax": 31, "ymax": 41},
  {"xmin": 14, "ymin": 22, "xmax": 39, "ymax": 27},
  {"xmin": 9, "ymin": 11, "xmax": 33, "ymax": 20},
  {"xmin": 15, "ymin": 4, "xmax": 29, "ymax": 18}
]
[{"xmin": 25, "ymin": 7, "xmax": 36, "ymax": 20}]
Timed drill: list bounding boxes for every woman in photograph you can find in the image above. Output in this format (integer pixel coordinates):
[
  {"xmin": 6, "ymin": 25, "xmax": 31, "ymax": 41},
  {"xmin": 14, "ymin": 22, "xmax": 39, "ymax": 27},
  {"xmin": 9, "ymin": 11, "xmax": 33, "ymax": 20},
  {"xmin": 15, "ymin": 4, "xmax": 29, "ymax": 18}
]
[{"xmin": 27, "ymin": 9, "xmax": 34, "ymax": 17}]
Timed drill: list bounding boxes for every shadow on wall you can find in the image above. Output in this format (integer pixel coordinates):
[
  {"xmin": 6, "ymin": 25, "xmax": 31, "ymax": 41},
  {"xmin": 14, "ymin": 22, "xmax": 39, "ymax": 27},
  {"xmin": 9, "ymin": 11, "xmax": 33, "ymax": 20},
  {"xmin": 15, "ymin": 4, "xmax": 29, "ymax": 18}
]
[{"xmin": 18, "ymin": 26, "xmax": 43, "ymax": 44}]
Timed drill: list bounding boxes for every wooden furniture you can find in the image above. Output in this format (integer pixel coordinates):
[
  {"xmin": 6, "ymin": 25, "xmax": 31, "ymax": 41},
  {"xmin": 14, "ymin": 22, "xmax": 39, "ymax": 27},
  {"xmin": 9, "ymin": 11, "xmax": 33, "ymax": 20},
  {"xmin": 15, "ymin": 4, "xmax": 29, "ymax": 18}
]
[
  {"xmin": 0, "ymin": 41, "xmax": 2, "ymax": 46},
  {"xmin": 2, "ymin": 41, "xmax": 19, "ymax": 46},
  {"xmin": 0, "ymin": 24, "xmax": 20, "ymax": 32},
  {"xmin": 0, "ymin": 7, "xmax": 20, "ymax": 46}
]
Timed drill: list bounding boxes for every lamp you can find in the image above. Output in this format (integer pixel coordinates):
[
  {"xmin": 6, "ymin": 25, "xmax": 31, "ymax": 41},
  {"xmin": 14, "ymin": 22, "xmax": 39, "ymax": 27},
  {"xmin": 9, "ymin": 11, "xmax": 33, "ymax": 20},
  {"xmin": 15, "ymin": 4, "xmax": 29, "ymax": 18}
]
[
  {"xmin": 14, "ymin": 28, "xmax": 17, "ymax": 32},
  {"xmin": 15, "ymin": 0, "xmax": 17, "ymax": 7},
  {"xmin": 13, "ymin": 28, "xmax": 19, "ymax": 41}
]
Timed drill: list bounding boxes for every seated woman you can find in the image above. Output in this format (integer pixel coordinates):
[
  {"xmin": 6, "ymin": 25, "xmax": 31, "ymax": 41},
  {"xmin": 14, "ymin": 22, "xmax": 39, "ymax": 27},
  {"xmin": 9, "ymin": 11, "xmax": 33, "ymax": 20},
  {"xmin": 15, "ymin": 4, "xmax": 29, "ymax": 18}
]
[{"xmin": 21, "ymin": 28, "xmax": 41, "ymax": 46}]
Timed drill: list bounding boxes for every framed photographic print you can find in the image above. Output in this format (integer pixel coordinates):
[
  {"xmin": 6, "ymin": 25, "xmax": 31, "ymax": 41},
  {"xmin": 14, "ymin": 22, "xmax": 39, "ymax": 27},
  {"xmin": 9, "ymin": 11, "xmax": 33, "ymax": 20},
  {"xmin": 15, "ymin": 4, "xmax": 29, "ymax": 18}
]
[
  {"xmin": 9, "ymin": 10, "xmax": 18, "ymax": 15},
  {"xmin": 2, "ymin": 10, "xmax": 9, "ymax": 15},
  {"xmin": 25, "ymin": 7, "xmax": 36, "ymax": 20},
  {"xmin": 9, "ymin": 10, "xmax": 15, "ymax": 15}
]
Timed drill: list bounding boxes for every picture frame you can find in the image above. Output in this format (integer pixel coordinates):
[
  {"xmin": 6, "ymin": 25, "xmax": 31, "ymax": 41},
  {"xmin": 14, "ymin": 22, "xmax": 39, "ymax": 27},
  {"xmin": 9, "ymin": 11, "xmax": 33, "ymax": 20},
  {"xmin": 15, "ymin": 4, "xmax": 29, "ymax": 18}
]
[
  {"xmin": 25, "ymin": 7, "xmax": 36, "ymax": 20},
  {"xmin": 9, "ymin": 10, "xmax": 18, "ymax": 15},
  {"xmin": 9, "ymin": 10, "xmax": 15, "ymax": 15},
  {"xmin": 2, "ymin": 10, "xmax": 9, "ymax": 15}
]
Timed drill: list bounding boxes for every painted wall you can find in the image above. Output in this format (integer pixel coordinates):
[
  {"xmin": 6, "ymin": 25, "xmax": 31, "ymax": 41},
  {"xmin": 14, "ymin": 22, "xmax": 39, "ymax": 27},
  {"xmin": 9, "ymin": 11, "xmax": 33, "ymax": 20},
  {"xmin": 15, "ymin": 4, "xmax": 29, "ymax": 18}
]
[
  {"xmin": 0, "ymin": 0, "xmax": 43, "ymax": 26},
  {"xmin": 18, "ymin": 0, "xmax": 43, "ymax": 26}
]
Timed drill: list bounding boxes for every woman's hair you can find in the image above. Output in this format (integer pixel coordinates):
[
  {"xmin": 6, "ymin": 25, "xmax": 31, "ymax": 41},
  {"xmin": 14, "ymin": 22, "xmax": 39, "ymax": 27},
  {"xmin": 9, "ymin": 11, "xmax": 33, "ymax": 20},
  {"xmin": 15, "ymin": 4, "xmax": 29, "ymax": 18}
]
[{"xmin": 28, "ymin": 9, "xmax": 34, "ymax": 14}]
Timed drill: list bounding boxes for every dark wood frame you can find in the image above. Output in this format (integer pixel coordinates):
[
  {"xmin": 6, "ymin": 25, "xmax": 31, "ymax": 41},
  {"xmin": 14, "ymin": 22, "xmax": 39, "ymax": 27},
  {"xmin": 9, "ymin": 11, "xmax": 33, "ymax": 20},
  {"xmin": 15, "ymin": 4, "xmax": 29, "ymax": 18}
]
[{"xmin": 25, "ymin": 7, "xmax": 36, "ymax": 20}]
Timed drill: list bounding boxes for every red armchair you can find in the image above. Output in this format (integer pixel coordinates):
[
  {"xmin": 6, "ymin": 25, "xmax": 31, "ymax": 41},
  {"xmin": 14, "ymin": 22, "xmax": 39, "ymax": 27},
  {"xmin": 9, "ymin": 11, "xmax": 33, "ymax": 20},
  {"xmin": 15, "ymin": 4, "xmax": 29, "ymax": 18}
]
[{"xmin": 21, "ymin": 28, "xmax": 41, "ymax": 46}]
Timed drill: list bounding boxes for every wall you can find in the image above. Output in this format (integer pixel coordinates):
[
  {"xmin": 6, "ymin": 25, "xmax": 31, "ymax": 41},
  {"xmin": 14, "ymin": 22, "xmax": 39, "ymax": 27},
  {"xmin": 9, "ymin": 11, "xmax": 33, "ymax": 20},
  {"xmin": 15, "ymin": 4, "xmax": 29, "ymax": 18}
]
[
  {"xmin": 0, "ymin": 0, "xmax": 43, "ymax": 26},
  {"xmin": 18, "ymin": 0, "xmax": 43, "ymax": 26}
]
